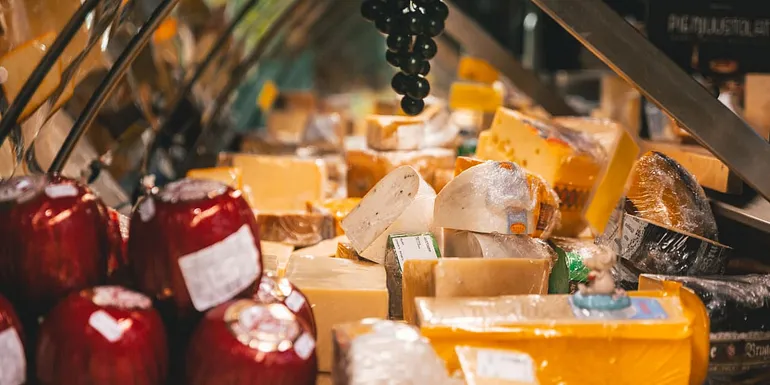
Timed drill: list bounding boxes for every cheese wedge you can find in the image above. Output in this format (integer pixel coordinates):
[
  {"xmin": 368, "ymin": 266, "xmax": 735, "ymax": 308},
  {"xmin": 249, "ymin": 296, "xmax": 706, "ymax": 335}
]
[
  {"xmin": 451, "ymin": 157, "xmax": 561, "ymax": 238},
  {"xmin": 434, "ymin": 258, "xmax": 550, "ymax": 297},
  {"xmin": 346, "ymin": 147, "xmax": 455, "ymax": 197},
  {"xmin": 341, "ymin": 166, "xmax": 437, "ymax": 264},
  {"xmin": 365, "ymin": 103, "xmax": 442, "ymax": 151},
  {"xmin": 442, "ymin": 229, "xmax": 556, "ymax": 261},
  {"xmin": 335, "ymin": 241, "xmax": 361, "ymax": 261},
  {"xmin": 435, "ymin": 161, "xmax": 559, "ymax": 237},
  {"xmin": 220, "ymin": 154, "xmax": 327, "ymax": 212},
  {"xmin": 285, "ymin": 256, "xmax": 388, "ymax": 372},
  {"xmin": 476, "ymin": 108, "xmax": 606, "ymax": 236}
]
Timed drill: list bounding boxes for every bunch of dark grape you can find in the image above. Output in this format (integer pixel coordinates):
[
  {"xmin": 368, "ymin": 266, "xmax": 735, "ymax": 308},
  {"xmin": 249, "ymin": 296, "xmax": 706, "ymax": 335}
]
[{"xmin": 361, "ymin": 0, "xmax": 449, "ymax": 116}]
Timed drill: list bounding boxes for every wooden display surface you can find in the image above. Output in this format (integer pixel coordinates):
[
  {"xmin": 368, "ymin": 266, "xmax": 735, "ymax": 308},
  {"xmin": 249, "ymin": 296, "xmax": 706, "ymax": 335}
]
[{"xmin": 641, "ymin": 140, "xmax": 743, "ymax": 194}]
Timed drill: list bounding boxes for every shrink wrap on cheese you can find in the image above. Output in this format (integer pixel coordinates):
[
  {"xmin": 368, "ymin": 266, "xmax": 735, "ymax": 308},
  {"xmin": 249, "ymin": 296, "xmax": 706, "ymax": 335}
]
[
  {"xmin": 256, "ymin": 211, "xmax": 335, "ymax": 247},
  {"xmin": 476, "ymin": 108, "xmax": 606, "ymax": 236},
  {"xmin": 341, "ymin": 166, "xmax": 437, "ymax": 264},
  {"xmin": 640, "ymin": 274, "xmax": 770, "ymax": 385},
  {"xmin": 416, "ymin": 284, "xmax": 710, "ymax": 385},
  {"xmin": 286, "ymin": 256, "xmax": 388, "ymax": 372},
  {"xmin": 365, "ymin": 103, "xmax": 451, "ymax": 151},
  {"xmin": 434, "ymin": 258, "xmax": 550, "ymax": 297},
  {"xmin": 549, "ymin": 237, "xmax": 601, "ymax": 293},
  {"xmin": 384, "ymin": 233, "xmax": 441, "ymax": 320},
  {"xmin": 443, "ymin": 229, "xmax": 556, "ymax": 261},
  {"xmin": 435, "ymin": 161, "xmax": 560, "ymax": 238},
  {"xmin": 332, "ymin": 319, "xmax": 453, "ymax": 385},
  {"xmin": 345, "ymin": 147, "xmax": 454, "ymax": 198},
  {"xmin": 626, "ymin": 151, "xmax": 718, "ymax": 241},
  {"xmin": 306, "ymin": 198, "xmax": 360, "ymax": 236}
]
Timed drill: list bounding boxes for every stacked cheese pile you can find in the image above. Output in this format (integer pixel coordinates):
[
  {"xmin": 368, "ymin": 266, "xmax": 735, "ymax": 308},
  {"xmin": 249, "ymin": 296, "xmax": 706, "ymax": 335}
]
[{"xmin": 346, "ymin": 101, "xmax": 456, "ymax": 197}]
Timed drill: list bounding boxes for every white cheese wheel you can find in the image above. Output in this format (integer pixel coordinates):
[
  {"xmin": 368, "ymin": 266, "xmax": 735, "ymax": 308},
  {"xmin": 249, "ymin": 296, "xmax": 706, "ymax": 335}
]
[
  {"xmin": 434, "ymin": 161, "xmax": 535, "ymax": 235},
  {"xmin": 341, "ymin": 166, "xmax": 436, "ymax": 264}
]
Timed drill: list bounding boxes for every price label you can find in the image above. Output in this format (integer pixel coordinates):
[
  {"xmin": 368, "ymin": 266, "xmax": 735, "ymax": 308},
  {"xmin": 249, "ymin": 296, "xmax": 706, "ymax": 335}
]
[{"xmin": 476, "ymin": 349, "xmax": 536, "ymax": 383}]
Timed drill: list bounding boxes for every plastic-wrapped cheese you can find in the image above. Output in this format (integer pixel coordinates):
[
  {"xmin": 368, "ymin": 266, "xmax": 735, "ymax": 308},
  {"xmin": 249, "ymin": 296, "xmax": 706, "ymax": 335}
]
[
  {"xmin": 341, "ymin": 166, "xmax": 437, "ymax": 264},
  {"xmin": 434, "ymin": 258, "xmax": 551, "ymax": 298},
  {"xmin": 435, "ymin": 161, "xmax": 559, "ymax": 237},
  {"xmin": 456, "ymin": 346, "xmax": 540, "ymax": 385},
  {"xmin": 443, "ymin": 229, "xmax": 556, "ymax": 260}
]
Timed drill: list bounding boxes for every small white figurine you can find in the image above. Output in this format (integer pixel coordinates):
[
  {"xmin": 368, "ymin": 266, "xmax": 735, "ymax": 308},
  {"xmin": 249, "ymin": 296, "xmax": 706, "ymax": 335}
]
[{"xmin": 578, "ymin": 246, "xmax": 621, "ymax": 296}]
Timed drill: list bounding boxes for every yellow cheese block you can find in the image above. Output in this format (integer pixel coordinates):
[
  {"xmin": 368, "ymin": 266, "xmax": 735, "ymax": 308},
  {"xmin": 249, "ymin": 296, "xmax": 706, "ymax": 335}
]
[
  {"xmin": 456, "ymin": 346, "xmax": 540, "ymax": 385},
  {"xmin": 266, "ymin": 108, "xmax": 311, "ymax": 144},
  {"xmin": 552, "ymin": 117, "xmax": 640, "ymax": 235},
  {"xmin": 402, "ymin": 259, "xmax": 439, "ymax": 325},
  {"xmin": 457, "ymin": 56, "xmax": 500, "ymax": 85},
  {"xmin": 442, "ymin": 230, "xmax": 557, "ymax": 261},
  {"xmin": 433, "ymin": 168, "xmax": 454, "ymax": 192},
  {"xmin": 335, "ymin": 241, "xmax": 361, "ymax": 261},
  {"xmin": 345, "ymin": 147, "xmax": 455, "ymax": 198},
  {"xmin": 306, "ymin": 198, "xmax": 361, "ymax": 236},
  {"xmin": 220, "ymin": 154, "xmax": 327, "ymax": 212},
  {"xmin": 476, "ymin": 108, "xmax": 606, "ymax": 236},
  {"xmin": 291, "ymin": 235, "xmax": 349, "ymax": 259},
  {"xmin": 366, "ymin": 103, "xmax": 443, "ymax": 151},
  {"xmin": 449, "ymin": 157, "xmax": 560, "ymax": 239},
  {"xmin": 417, "ymin": 285, "xmax": 710, "ymax": 385},
  {"xmin": 316, "ymin": 374, "xmax": 331, "ymax": 385},
  {"xmin": 186, "ymin": 167, "xmax": 243, "ymax": 190},
  {"xmin": 434, "ymin": 258, "xmax": 550, "ymax": 298},
  {"xmin": 260, "ymin": 241, "xmax": 294, "ymax": 277},
  {"xmin": 285, "ymin": 256, "xmax": 388, "ymax": 372},
  {"xmin": 449, "ymin": 82, "xmax": 504, "ymax": 113}
]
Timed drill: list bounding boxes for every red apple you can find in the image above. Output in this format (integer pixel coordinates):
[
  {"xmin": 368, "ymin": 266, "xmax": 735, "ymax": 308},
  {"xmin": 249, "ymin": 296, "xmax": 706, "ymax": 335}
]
[
  {"xmin": 106, "ymin": 207, "xmax": 132, "ymax": 285},
  {"xmin": 0, "ymin": 175, "xmax": 110, "ymax": 318},
  {"xmin": 0, "ymin": 293, "xmax": 26, "ymax": 385},
  {"xmin": 186, "ymin": 300, "xmax": 317, "ymax": 385},
  {"xmin": 256, "ymin": 272, "xmax": 317, "ymax": 337},
  {"xmin": 36, "ymin": 286, "xmax": 168, "ymax": 385},
  {"xmin": 127, "ymin": 178, "xmax": 263, "ymax": 318}
]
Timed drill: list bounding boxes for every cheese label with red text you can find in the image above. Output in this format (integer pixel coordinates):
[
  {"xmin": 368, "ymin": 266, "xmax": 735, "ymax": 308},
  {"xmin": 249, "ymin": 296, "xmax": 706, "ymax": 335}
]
[
  {"xmin": 179, "ymin": 225, "xmax": 261, "ymax": 311},
  {"xmin": 0, "ymin": 328, "xmax": 25, "ymax": 385}
]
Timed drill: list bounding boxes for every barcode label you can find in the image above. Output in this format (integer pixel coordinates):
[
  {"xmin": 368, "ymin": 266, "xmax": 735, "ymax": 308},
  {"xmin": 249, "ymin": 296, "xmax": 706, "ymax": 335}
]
[
  {"xmin": 476, "ymin": 349, "xmax": 536, "ymax": 382},
  {"xmin": 88, "ymin": 310, "xmax": 125, "ymax": 342},
  {"xmin": 179, "ymin": 225, "xmax": 261, "ymax": 311},
  {"xmin": 0, "ymin": 328, "xmax": 25, "ymax": 385}
]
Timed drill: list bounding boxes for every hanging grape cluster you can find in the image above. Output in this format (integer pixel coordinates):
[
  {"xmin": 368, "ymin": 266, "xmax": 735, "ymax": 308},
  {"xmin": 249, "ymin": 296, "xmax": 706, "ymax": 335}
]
[{"xmin": 361, "ymin": 0, "xmax": 449, "ymax": 116}]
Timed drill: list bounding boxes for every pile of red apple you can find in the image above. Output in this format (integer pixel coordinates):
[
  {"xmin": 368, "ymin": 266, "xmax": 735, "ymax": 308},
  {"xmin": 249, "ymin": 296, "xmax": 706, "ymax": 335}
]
[{"xmin": 0, "ymin": 176, "xmax": 318, "ymax": 385}]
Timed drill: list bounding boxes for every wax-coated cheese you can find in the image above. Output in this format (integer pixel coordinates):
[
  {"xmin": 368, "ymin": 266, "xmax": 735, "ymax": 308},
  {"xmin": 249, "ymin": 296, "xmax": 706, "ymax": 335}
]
[
  {"xmin": 476, "ymin": 108, "xmax": 606, "ymax": 236},
  {"xmin": 220, "ymin": 154, "xmax": 327, "ymax": 212},
  {"xmin": 256, "ymin": 211, "xmax": 335, "ymax": 247},
  {"xmin": 384, "ymin": 233, "xmax": 441, "ymax": 320},
  {"xmin": 403, "ymin": 259, "xmax": 439, "ymax": 325},
  {"xmin": 291, "ymin": 235, "xmax": 348, "ymax": 258},
  {"xmin": 434, "ymin": 258, "xmax": 550, "ymax": 297},
  {"xmin": 285, "ymin": 256, "xmax": 388, "ymax": 372},
  {"xmin": 435, "ymin": 161, "xmax": 559, "ymax": 238},
  {"xmin": 306, "ymin": 198, "xmax": 361, "ymax": 236},
  {"xmin": 442, "ymin": 229, "xmax": 556, "ymax": 261},
  {"xmin": 341, "ymin": 166, "xmax": 437, "ymax": 264},
  {"xmin": 346, "ymin": 147, "xmax": 454, "ymax": 197},
  {"xmin": 186, "ymin": 167, "xmax": 243, "ymax": 191},
  {"xmin": 456, "ymin": 346, "xmax": 540, "ymax": 385}
]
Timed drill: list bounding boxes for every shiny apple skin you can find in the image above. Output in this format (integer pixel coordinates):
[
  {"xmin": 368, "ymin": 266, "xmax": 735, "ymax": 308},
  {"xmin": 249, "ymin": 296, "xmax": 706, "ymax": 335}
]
[
  {"xmin": 36, "ymin": 287, "xmax": 168, "ymax": 385},
  {"xmin": 127, "ymin": 179, "xmax": 263, "ymax": 319},
  {"xmin": 0, "ymin": 175, "xmax": 110, "ymax": 318},
  {"xmin": 186, "ymin": 300, "xmax": 317, "ymax": 385},
  {"xmin": 256, "ymin": 274, "xmax": 317, "ymax": 337},
  {"xmin": 106, "ymin": 207, "xmax": 132, "ymax": 286}
]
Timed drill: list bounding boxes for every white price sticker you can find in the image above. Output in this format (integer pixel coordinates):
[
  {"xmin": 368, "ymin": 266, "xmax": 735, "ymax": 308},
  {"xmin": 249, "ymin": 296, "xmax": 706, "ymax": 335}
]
[
  {"xmin": 44, "ymin": 184, "xmax": 78, "ymax": 199},
  {"xmin": 284, "ymin": 290, "xmax": 305, "ymax": 313},
  {"xmin": 476, "ymin": 349, "xmax": 536, "ymax": 383},
  {"xmin": 293, "ymin": 332, "xmax": 315, "ymax": 360},
  {"xmin": 391, "ymin": 234, "xmax": 439, "ymax": 270},
  {"xmin": 179, "ymin": 225, "xmax": 261, "ymax": 311},
  {"xmin": 0, "ymin": 328, "xmax": 26, "ymax": 385},
  {"xmin": 88, "ymin": 310, "xmax": 125, "ymax": 343}
]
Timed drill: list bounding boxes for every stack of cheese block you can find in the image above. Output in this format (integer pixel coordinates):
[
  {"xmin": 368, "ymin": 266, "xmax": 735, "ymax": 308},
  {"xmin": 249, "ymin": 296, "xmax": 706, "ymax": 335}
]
[{"xmin": 346, "ymin": 99, "xmax": 456, "ymax": 198}]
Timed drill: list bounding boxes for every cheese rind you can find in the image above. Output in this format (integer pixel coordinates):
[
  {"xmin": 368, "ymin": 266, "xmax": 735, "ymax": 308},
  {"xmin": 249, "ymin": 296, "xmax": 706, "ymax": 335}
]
[
  {"xmin": 402, "ymin": 259, "xmax": 439, "ymax": 325},
  {"xmin": 256, "ymin": 211, "xmax": 335, "ymax": 247},
  {"xmin": 346, "ymin": 147, "xmax": 455, "ymax": 198},
  {"xmin": 384, "ymin": 233, "xmax": 441, "ymax": 320},
  {"xmin": 220, "ymin": 154, "xmax": 327, "ymax": 212},
  {"xmin": 434, "ymin": 258, "xmax": 551, "ymax": 297},
  {"xmin": 285, "ymin": 256, "xmax": 388, "ymax": 372},
  {"xmin": 341, "ymin": 166, "xmax": 437, "ymax": 264},
  {"xmin": 435, "ymin": 161, "xmax": 559, "ymax": 237}
]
